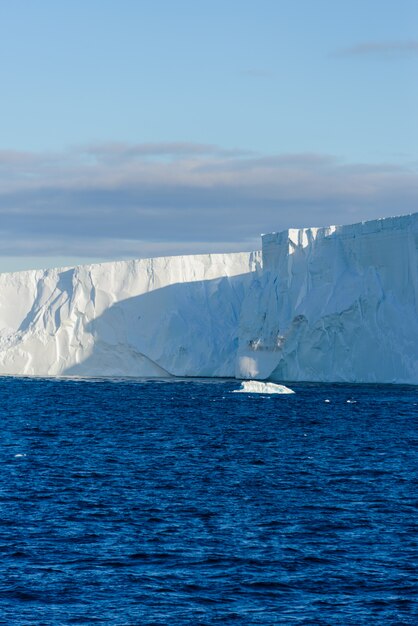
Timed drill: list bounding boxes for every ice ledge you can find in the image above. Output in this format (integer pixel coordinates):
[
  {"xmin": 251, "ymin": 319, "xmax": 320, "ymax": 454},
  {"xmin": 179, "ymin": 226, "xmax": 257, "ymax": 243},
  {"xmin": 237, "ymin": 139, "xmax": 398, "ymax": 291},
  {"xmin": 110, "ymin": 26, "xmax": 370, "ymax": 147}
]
[{"xmin": 262, "ymin": 213, "xmax": 418, "ymax": 270}]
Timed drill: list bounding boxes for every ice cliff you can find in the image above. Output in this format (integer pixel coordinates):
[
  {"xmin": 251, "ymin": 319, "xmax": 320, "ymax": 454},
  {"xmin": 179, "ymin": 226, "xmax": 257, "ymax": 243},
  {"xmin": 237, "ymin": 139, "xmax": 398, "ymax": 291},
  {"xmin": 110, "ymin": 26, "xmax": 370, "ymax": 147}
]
[
  {"xmin": 237, "ymin": 213, "xmax": 418, "ymax": 384},
  {"xmin": 0, "ymin": 253, "xmax": 260, "ymax": 377},
  {"xmin": 1, "ymin": 213, "xmax": 418, "ymax": 383}
]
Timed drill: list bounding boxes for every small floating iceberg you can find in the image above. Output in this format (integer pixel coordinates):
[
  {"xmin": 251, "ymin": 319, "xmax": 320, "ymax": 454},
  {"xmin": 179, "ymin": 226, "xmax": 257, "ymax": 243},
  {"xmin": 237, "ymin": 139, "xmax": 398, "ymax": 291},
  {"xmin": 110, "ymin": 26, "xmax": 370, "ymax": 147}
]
[{"xmin": 233, "ymin": 380, "xmax": 295, "ymax": 394}]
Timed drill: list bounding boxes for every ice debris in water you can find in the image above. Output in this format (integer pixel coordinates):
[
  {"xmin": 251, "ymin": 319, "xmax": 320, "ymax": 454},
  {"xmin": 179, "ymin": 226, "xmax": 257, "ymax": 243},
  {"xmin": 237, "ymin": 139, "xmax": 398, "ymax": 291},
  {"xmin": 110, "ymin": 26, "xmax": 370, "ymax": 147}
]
[{"xmin": 233, "ymin": 380, "xmax": 295, "ymax": 394}]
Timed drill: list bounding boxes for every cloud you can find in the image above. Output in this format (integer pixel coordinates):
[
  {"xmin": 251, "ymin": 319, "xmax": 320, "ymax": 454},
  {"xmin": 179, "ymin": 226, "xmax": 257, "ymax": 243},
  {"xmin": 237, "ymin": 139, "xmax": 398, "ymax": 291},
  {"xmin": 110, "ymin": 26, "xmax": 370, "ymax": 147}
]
[
  {"xmin": 0, "ymin": 142, "xmax": 417, "ymax": 261},
  {"xmin": 335, "ymin": 40, "xmax": 418, "ymax": 59},
  {"xmin": 77, "ymin": 142, "xmax": 252, "ymax": 163}
]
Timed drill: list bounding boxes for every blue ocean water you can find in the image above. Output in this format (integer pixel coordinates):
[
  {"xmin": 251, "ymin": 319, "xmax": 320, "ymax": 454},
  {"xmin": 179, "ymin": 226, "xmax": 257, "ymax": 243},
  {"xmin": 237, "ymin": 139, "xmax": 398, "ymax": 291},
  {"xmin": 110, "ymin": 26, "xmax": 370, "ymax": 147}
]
[{"xmin": 0, "ymin": 377, "xmax": 417, "ymax": 625}]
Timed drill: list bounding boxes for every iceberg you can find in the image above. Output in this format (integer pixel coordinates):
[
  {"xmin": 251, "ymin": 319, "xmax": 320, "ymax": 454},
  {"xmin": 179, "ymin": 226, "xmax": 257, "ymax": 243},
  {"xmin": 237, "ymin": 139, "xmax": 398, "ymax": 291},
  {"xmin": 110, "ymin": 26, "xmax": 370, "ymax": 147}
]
[
  {"xmin": 0, "ymin": 252, "xmax": 261, "ymax": 377},
  {"xmin": 237, "ymin": 213, "xmax": 418, "ymax": 384},
  {"xmin": 233, "ymin": 380, "xmax": 295, "ymax": 394},
  {"xmin": 1, "ymin": 212, "xmax": 418, "ymax": 383}
]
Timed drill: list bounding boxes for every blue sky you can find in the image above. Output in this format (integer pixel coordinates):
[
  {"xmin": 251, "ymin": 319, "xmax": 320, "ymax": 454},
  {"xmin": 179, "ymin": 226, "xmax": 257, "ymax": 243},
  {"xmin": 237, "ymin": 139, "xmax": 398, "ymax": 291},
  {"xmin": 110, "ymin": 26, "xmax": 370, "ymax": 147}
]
[{"xmin": 0, "ymin": 0, "xmax": 417, "ymax": 271}]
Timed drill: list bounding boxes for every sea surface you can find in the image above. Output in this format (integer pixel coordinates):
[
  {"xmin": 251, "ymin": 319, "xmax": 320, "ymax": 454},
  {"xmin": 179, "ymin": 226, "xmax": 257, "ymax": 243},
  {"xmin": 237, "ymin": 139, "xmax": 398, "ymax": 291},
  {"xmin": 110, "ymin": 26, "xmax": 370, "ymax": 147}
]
[{"xmin": 0, "ymin": 377, "xmax": 417, "ymax": 625}]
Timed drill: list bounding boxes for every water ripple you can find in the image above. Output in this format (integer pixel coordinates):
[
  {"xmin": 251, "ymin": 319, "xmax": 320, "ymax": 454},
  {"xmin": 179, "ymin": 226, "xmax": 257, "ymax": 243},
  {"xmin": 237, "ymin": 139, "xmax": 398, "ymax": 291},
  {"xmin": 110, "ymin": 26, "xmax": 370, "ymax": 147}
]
[{"xmin": 0, "ymin": 377, "xmax": 417, "ymax": 624}]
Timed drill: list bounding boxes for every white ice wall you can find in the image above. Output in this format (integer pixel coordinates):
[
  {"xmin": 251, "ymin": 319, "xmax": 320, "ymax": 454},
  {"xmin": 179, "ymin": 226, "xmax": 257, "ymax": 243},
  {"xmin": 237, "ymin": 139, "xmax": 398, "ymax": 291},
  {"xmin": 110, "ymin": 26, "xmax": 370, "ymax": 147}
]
[
  {"xmin": 0, "ymin": 252, "xmax": 261, "ymax": 377},
  {"xmin": 237, "ymin": 213, "xmax": 418, "ymax": 384},
  {"xmin": 2, "ymin": 213, "xmax": 418, "ymax": 383}
]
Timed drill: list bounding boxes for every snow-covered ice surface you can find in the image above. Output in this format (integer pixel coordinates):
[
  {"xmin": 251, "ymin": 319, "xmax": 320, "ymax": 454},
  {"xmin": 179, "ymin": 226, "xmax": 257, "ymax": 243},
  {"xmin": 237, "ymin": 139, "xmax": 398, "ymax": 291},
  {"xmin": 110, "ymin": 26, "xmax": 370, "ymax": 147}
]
[
  {"xmin": 233, "ymin": 380, "xmax": 295, "ymax": 394},
  {"xmin": 2, "ymin": 213, "xmax": 418, "ymax": 383}
]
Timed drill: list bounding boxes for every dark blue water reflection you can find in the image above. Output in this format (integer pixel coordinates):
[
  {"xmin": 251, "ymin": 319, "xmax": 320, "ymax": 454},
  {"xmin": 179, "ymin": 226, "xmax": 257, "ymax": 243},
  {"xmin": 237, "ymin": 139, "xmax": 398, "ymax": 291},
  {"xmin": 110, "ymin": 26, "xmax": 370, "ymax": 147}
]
[{"xmin": 0, "ymin": 377, "xmax": 417, "ymax": 624}]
